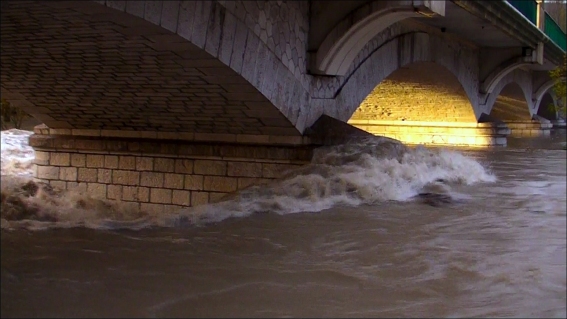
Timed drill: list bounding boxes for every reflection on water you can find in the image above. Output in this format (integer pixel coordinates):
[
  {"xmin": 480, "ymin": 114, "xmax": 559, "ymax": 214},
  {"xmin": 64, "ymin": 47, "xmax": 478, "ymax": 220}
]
[{"xmin": 1, "ymin": 129, "xmax": 566, "ymax": 318}]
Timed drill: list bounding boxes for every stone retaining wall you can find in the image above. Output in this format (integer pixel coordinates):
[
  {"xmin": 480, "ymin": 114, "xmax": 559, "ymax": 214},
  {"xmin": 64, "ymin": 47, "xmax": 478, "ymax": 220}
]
[
  {"xmin": 505, "ymin": 120, "xmax": 553, "ymax": 137},
  {"xmin": 29, "ymin": 127, "xmax": 312, "ymax": 213}
]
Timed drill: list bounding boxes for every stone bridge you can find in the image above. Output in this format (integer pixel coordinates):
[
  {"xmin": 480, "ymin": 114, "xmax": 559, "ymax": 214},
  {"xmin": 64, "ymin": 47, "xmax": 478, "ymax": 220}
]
[{"xmin": 1, "ymin": 0, "xmax": 565, "ymax": 210}]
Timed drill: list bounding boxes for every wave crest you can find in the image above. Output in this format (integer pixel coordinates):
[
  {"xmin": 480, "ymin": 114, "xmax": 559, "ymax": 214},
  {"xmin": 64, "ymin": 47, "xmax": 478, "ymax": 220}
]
[{"xmin": 1, "ymin": 130, "xmax": 496, "ymax": 231}]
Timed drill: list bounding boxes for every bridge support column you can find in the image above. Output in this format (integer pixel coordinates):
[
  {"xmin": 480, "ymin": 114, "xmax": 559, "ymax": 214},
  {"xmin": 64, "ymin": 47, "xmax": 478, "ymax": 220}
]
[{"xmin": 29, "ymin": 125, "xmax": 312, "ymax": 213}]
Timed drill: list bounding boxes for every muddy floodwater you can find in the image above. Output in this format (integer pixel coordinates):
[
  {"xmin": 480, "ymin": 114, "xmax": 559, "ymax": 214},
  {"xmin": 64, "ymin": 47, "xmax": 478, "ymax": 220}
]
[{"xmin": 1, "ymin": 129, "xmax": 566, "ymax": 318}]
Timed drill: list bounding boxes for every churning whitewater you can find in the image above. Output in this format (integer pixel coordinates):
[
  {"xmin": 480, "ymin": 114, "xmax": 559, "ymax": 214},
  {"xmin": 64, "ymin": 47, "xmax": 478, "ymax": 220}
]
[{"xmin": 1, "ymin": 129, "xmax": 497, "ymax": 231}]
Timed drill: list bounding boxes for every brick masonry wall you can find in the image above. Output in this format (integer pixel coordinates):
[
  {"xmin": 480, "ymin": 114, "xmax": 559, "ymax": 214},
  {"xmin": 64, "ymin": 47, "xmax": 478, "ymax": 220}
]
[
  {"xmin": 350, "ymin": 62, "xmax": 477, "ymax": 123},
  {"xmin": 218, "ymin": 1, "xmax": 309, "ymax": 85},
  {"xmin": 33, "ymin": 151, "xmax": 302, "ymax": 214},
  {"xmin": 1, "ymin": 1, "xmax": 487, "ymax": 137},
  {"xmin": 307, "ymin": 20, "xmax": 482, "ymax": 125},
  {"xmin": 505, "ymin": 122, "xmax": 552, "ymax": 137},
  {"xmin": 490, "ymin": 93, "xmax": 551, "ymax": 137},
  {"xmin": 29, "ymin": 132, "xmax": 312, "ymax": 214},
  {"xmin": 481, "ymin": 68, "xmax": 534, "ymax": 116},
  {"xmin": 347, "ymin": 120, "xmax": 510, "ymax": 147},
  {"xmin": 490, "ymin": 96, "xmax": 532, "ymax": 121},
  {"xmin": 317, "ymin": 31, "xmax": 482, "ymax": 123},
  {"xmin": 1, "ymin": 0, "xmax": 309, "ymax": 135},
  {"xmin": 34, "ymin": 150, "xmax": 306, "ymax": 212},
  {"xmin": 2, "ymin": 0, "xmax": 547, "ymax": 145},
  {"xmin": 482, "ymin": 75, "xmax": 551, "ymax": 136}
]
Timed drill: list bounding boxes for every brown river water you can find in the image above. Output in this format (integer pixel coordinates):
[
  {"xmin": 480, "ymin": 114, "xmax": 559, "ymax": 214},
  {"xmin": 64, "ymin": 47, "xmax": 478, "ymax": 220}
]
[{"xmin": 1, "ymin": 130, "xmax": 566, "ymax": 318}]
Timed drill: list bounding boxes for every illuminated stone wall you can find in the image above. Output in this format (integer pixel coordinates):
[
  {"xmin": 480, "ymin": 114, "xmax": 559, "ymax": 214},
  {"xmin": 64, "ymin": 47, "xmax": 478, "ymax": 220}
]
[
  {"xmin": 347, "ymin": 63, "xmax": 506, "ymax": 147},
  {"xmin": 350, "ymin": 62, "xmax": 477, "ymax": 123},
  {"xmin": 490, "ymin": 83, "xmax": 551, "ymax": 137},
  {"xmin": 490, "ymin": 83, "xmax": 532, "ymax": 121}
]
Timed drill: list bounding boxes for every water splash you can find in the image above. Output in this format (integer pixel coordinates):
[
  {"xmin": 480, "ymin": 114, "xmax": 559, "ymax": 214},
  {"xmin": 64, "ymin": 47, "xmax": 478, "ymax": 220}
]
[
  {"xmin": 1, "ymin": 129, "xmax": 35, "ymax": 177},
  {"xmin": 1, "ymin": 130, "xmax": 496, "ymax": 231}
]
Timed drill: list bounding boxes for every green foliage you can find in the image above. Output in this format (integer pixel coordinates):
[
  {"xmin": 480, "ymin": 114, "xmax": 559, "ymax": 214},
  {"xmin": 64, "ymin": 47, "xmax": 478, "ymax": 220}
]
[
  {"xmin": 1, "ymin": 98, "xmax": 31, "ymax": 130},
  {"xmin": 549, "ymin": 54, "xmax": 567, "ymax": 117}
]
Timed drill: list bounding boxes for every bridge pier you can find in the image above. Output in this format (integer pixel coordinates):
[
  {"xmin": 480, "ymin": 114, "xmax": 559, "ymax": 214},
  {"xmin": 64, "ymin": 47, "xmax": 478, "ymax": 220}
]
[
  {"xmin": 2, "ymin": 0, "xmax": 564, "ymax": 188},
  {"xmin": 551, "ymin": 119, "xmax": 567, "ymax": 128},
  {"xmin": 347, "ymin": 120, "xmax": 510, "ymax": 147},
  {"xmin": 29, "ymin": 125, "xmax": 312, "ymax": 212},
  {"xmin": 504, "ymin": 118, "xmax": 553, "ymax": 137},
  {"xmin": 489, "ymin": 97, "xmax": 554, "ymax": 136}
]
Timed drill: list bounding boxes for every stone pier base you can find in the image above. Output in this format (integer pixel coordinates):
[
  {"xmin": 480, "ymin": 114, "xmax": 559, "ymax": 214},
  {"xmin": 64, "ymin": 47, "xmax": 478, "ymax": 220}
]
[
  {"xmin": 29, "ymin": 125, "xmax": 312, "ymax": 213},
  {"xmin": 347, "ymin": 120, "xmax": 510, "ymax": 147},
  {"xmin": 505, "ymin": 120, "xmax": 553, "ymax": 137},
  {"xmin": 551, "ymin": 119, "xmax": 566, "ymax": 128}
]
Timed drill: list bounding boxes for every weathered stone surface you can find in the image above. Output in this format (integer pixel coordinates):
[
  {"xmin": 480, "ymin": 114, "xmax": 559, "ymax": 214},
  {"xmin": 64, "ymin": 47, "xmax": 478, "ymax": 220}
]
[
  {"xmin": 350, "ymin": 62, "xmax": 477, "ymax": 123},
  {"xmin": 2, "ymin": 0, "xmax": 558, "ymax": 210},
  {"xmin": 29, "ymin": 133, "xmax": 315, "ymax": 161},
  {"xmin": 3, "ymin": 0, "xmax": 550, "ymax": 137},
  {"xmin": 1, "ymin": 0, "xmax": 300, "ymax": 135},
  {"xmin": 30, "ymin": 132, "xmax": 310, "ymax": 207},
  {"xmin": 481, "ymin": 68, "xmax": 535, "ymax": 116}
]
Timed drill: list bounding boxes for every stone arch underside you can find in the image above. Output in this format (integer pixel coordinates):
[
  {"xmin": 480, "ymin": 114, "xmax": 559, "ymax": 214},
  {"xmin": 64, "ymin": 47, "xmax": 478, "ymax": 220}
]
[
  {"xmin": 536, "ymin": 92, "xmax": 557, "ymax": 120},
  {"xmin": 480, "ymin": 57, "xmax": 533, "ymax": 95},
  {"xmin": 481, "ymin": 69, "xmax": 552, "ymax": 137},
  {"xmin": 349, "ymin": 62, "xmax": 477, "ymax": 123},
  {"xmin": 489, "ymin": 82, "xmax": 532, "ymax": 121},
  {"xmin": 481, "ymin": 68, "xmax": 533, "ymax": 117},
  {"xmin": 310, "ymin": 0, "xmax": 445, "ymax": 76},
  {"xmin": 329, "ymin": 32, "xmax": 480, "ymax": 122},
  {"xmin": 533, "ymin": 77, "xmax": 565, "ymax": 114},
  {"xmin": 0, "ymin": 0, "xmax": 302, "ymax": 136}
]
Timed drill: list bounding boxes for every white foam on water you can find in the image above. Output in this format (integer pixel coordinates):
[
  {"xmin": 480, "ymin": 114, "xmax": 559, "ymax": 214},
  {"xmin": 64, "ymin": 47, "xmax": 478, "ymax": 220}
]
[
  {"xmin": 1, "ymin": 130, "xmax": 497, "ymax": 231},
  {"xmin": 1, "ymin": 129, "xmax": 35, "ymax": 177}
]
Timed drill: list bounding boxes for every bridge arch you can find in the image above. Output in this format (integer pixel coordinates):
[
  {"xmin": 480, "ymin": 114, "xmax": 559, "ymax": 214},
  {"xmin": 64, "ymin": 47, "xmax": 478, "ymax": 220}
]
[
  {"xmin": 488, "ymin": 82, "xmax": 533, "ymax": 121},
  {"xmin": 483, "ymin": 69, "xmax": 534, "ymax": 117},
  {"xmin": 533, "ymin": 78, "xmax": 565, "ymax": 114},
  {"xmin": 311, "ymin": 0, "xmax": 445, "ymax": 76},
  {"xmin": 480, "ymin": 57, "xmax": 534, "ymax": 94},
  {"xmin": 328, "ymin": 32, "xmax": 479, "ymax": 122},
  {"xmin": 0, "ymin": 0, "xmax": 307, "ymax": 136},
  {"xmin": 349, "ymin": 61, "xmax": 477, "ymax": 123},
  {"xmin": 536, "ymin": 92, "xmax": 558, "ymax": 120}
]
